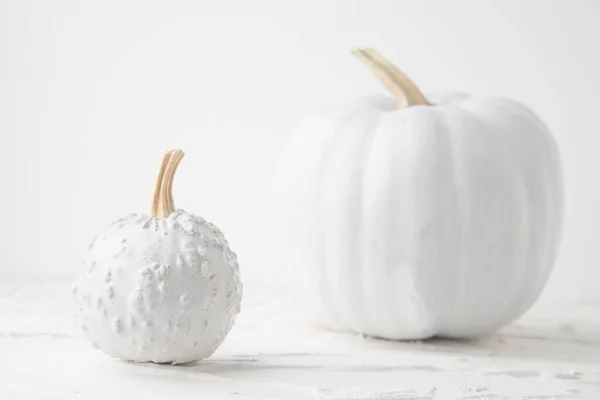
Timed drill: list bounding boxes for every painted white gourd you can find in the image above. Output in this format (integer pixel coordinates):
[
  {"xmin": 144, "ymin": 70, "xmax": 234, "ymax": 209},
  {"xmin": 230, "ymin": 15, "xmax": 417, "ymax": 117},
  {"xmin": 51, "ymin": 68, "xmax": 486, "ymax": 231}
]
[
  {"xmin": 73, "ymin": 150, "xmax": 242, "ymax": 363},
  {"xmin": 273, "ymin": 48, "xmax": 563, "ymax": 340}
]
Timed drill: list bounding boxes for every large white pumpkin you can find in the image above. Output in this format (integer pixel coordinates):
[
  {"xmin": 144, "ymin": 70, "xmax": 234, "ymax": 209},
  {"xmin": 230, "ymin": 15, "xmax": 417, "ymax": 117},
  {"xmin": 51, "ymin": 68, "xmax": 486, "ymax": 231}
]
[{"xmin": 272, "ymin": 48, "xmax": 563, "ymax": 339}]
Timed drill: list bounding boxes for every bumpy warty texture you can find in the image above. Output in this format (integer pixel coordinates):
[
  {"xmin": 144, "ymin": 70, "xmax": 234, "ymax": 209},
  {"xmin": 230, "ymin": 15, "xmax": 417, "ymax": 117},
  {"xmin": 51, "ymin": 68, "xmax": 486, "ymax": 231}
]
[{"xmin": 73, "ymin": 210, "xmax": 242, "ymax": 364}]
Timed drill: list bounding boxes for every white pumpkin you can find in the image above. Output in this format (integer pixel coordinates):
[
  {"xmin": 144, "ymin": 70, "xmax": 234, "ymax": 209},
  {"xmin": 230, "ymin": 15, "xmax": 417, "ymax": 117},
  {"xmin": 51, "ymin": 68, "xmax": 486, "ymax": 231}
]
[
  {"xmin": 272, "ymin": 48, "xmax": 563, "ymax": 340},
  {"xmin": 73, "ymin": 150, "xmax": 242, "ymax": 363}
]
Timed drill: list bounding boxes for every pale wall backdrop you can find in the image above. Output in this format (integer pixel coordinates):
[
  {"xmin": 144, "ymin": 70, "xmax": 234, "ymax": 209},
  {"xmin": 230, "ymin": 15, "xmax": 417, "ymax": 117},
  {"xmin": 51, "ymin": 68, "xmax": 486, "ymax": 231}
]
[{"xmin": 1, "ymin": 0, "xmax": 598, "ymax": 304}]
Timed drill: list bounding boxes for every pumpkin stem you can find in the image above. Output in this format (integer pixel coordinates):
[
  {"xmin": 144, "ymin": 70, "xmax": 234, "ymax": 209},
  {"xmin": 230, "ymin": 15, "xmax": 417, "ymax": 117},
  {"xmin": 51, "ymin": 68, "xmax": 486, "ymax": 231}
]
[
  {"xmin": 151, "ymin": 150, "xmax": 185, "ymax": 218},
  {"xmin": 352, "ymin": 48, "xmax": 431, "ymax": 108}
]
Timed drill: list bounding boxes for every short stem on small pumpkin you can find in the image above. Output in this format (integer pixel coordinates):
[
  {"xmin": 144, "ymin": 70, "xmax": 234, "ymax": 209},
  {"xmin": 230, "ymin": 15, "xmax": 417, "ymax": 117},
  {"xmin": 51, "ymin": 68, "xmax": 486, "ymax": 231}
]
[
  {"xmin": 151, "ymin": 149, "xmax": 185, "ymax": 218},
  {"xmin": 352, "ymin": 48, "xmax": 431, "ymax": 108}
]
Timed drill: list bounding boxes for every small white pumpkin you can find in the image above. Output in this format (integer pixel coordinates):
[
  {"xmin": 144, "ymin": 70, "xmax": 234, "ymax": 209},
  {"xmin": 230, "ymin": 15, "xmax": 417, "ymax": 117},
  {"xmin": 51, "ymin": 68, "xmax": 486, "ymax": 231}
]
[
  {"xmin": 73, "ymin": 150, "xmax": 241, "ymax": 363},
  {"xmin": 273, "ymin": 48, "xmax": 563, "ymax": 340}
]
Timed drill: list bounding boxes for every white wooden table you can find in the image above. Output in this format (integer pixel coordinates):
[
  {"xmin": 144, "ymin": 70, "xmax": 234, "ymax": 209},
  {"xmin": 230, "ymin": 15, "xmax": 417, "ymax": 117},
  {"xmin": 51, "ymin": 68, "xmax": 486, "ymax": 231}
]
[{"xmin": 1, "ymin": 280, "xmax": 599, "ymax": 399}]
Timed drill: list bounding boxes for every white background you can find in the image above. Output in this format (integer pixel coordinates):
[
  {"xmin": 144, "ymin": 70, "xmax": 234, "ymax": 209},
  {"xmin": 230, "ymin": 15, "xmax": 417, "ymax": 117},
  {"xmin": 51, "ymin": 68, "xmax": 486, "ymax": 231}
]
[{"xmin": 1, "ymin": 0, "xmax": 598, "ymax": 304}]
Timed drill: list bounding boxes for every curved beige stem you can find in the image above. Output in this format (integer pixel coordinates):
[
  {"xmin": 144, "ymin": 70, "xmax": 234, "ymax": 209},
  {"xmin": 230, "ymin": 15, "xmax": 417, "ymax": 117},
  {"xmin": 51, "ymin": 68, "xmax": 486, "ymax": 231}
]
[
  {"xmin": 352, "ymin": 48, "xmax": 431, "ymax": 108},
  {"xmin": 151, "ymin": 149, "xmax": 185, "ymax": 218}
]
